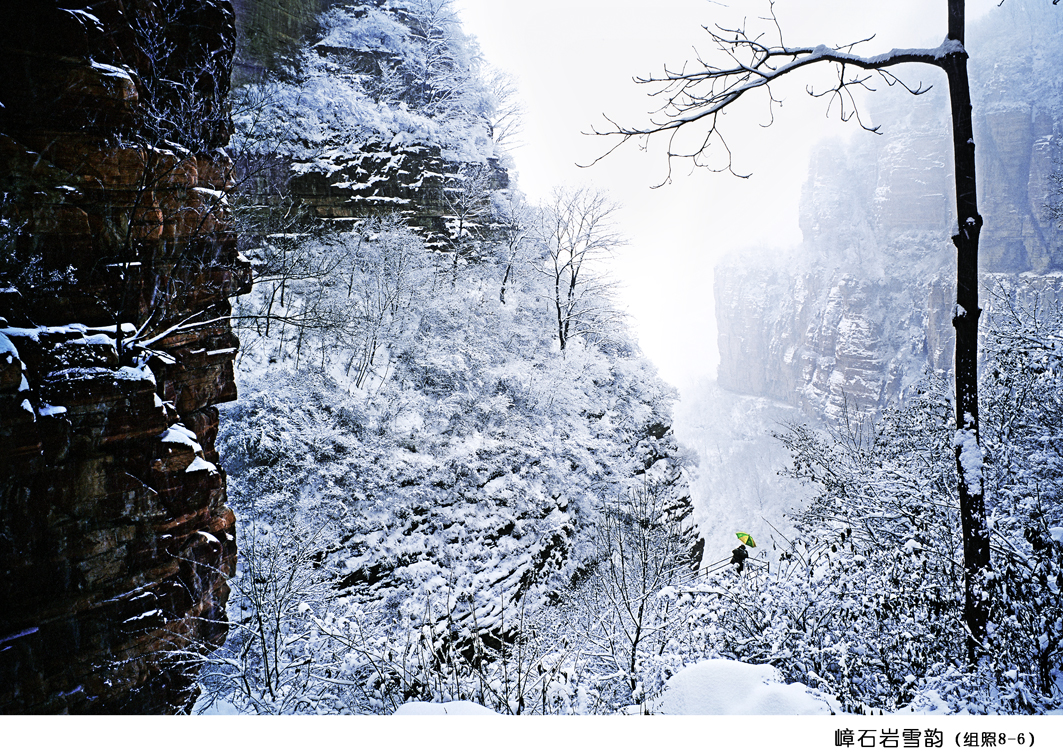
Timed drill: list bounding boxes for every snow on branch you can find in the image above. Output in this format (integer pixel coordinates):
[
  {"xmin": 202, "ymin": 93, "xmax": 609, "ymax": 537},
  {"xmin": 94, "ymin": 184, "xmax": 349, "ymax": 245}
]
[
  {"xmin": 136, "ymin": 313, "xmax": 233, "ymax": 349},
  {"xmin": 588, "ymin": 1, "xmax": 963, "ymax": 184}
]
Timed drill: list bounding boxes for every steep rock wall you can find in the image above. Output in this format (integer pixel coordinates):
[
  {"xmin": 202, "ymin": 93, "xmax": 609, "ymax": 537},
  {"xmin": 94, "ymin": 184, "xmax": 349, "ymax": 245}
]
[
  {"xmin": 232, "ymin": 0, "xmax": 337, "ymax": 76},
  {"xmin": 799, "ymin": 97, "xmax": 1063, "ymax": 275},
  {"xmin": 716, "ymin": 259, "xmax": 954, "ymax": 419},
  {"xmin": 288, "ymin": 145, "xmax": 508, "ymax": 248},
  {"xmin": 716, "ymin": 261, "xmax": 1063, "ymax": 421},
  {"xmin": 0, "ymin": 1, "xmax": 250, "ymax": 713}
]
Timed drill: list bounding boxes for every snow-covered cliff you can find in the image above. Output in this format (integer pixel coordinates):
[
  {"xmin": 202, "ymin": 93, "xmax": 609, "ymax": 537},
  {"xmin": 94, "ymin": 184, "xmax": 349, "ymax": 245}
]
[{"xmin": 715, "ymin": 2, "xmax": 1063, "ymax": 419}]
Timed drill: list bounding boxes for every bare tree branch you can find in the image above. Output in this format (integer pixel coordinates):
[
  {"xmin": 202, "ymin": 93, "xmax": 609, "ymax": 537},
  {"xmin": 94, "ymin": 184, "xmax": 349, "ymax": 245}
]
[{"xmin": 587, "ymin": 1, "xmax": 957, "ymax": 184}]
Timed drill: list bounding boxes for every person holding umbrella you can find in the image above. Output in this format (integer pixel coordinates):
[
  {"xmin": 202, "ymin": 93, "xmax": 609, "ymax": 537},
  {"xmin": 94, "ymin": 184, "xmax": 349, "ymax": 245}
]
[
  {"xmin": 701, "ymin": 532, "xmax": 761, "ymax": 576},
  {"xmin": 731, "ymin": 532, "xmax": 755, "ymax": 574}
]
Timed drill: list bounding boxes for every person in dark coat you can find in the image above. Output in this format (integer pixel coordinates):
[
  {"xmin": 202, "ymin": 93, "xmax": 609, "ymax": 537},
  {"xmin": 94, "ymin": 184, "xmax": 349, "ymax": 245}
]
[{"xmin": 731, "ymin": 543, "xmax": 749, "ymax": 574}]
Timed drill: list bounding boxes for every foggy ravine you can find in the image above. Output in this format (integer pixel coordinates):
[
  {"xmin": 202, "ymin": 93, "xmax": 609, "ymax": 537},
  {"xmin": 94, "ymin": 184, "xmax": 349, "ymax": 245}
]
[{"xmin": 679, "ymin": 0, "xmax": 1063, "ymax": 572}]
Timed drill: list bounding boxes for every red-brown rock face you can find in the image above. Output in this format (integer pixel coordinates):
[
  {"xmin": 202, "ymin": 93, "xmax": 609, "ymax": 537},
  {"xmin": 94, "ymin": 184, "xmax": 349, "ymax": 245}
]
[{"xmin": 0, "ymin": 1, "xmax": 250, "ymax": 713}]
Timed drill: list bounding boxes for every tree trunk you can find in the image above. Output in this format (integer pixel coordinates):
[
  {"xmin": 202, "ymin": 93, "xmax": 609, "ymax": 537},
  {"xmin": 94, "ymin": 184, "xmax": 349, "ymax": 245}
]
[
  {"xmin": 944, "ymin": 0, "xmax": 990, "ymax": 662},
  {"xmin": 500, "ymin": 262, "xmax": 512, "ymax": 304},
  {"xmin": 555, "ymin": 272, "xmax": 567, "ymax": 351}
]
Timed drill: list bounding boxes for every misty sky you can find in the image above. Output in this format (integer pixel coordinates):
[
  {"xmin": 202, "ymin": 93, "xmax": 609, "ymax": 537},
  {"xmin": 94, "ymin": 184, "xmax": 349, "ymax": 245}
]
[{"xmin": 454, "ymin": 0, "xmax": 999, "ymax": 390}]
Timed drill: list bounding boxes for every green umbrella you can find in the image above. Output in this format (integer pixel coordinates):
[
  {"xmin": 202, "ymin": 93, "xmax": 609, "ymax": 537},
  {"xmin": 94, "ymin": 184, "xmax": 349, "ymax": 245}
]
[{"xmin": 736, "ymin": 532, "xmax": 756, "ymax": 548}]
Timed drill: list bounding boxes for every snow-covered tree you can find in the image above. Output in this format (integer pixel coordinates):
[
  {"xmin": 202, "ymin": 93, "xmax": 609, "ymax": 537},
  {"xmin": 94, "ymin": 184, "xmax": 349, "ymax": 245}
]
[
  {"xmin": 574, "ymin": 480, "xmax": 691, "ymax": 707},
  {"xmin": 677, "ymin": 286, "xmax": 1063, "ymax": 712},
  {"xmin": 232, "ymin": 0, "xmax": 500, "ymax": 171},
  {"xmin": 487, "ymin": 189, "xmax": 536, "ymax": 305},
  {"xmin": 535, "ymin": 187, "xmax": 625, "ymax": 352},
  {"xmin": 191, "ymin": 0, "xmax": 702, "ymax": 715}
]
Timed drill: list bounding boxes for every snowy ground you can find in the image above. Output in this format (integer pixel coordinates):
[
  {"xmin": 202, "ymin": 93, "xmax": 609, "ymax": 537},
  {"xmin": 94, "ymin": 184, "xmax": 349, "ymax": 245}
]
[
  {"xmin": 23, "ymin": 661, "xmax": 1063, "ymax": 756},
  {"xmin": 642, "ymin": 658, "xmax": 838, "ymax": 715},
  {"xmin": 396, "ymin": 658, "xmax": 838, "ymax": 716}
]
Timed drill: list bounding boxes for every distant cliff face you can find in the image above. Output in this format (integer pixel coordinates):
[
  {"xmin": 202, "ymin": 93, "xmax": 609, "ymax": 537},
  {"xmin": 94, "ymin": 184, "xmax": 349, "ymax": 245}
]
[
  {"xmin": 798, "ymin": 3, "xmax": 1063, "ymax": 276},
  {"xmin": 716, "ymin": 5, "xmax": 1063, "ymax": 419},
  {"xmin": 799, "ymin": 93, "xmax": 1063, "ymax": 275},
  {"xmin": 715, "ymin": 253, "xmax": 955, "ymax": 419},
  {"xmin": 0, "ymin": 1, "xmax": 249, "ymax": 713}
]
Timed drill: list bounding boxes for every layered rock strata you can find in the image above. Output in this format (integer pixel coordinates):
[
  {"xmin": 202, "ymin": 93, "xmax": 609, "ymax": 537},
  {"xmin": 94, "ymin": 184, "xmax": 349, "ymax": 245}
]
[
  {"xmin": 0, "ymin": 1, "xmax": 250, "ymax": 713},
  {"xmin": 716, "ymin": 262, "xmax": 1063, "ymax": 421},
  {"xmin": 289, "ymin": 146, "xmax": 509, "ymax": 249},
  {"xmin": 799, "ymin": 90, "xmax": 1063, "ymax": 275},
  {"xmin": 232, "ymin": 0, "xmax": 336, "ymax": 77},
  {"xmin": 229, "ymin": 0, "xmax": 509, "ymax": 251},
  {"xmin": 716, "ymin": 259, "xmax": 953, "ymax": 419}
]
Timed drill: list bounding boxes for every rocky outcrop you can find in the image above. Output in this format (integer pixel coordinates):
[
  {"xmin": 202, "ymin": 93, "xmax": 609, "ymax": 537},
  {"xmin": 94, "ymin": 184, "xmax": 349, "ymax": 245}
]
[
  {"xmin": 715, "ymin": 261, "xmax": 1063, "ymax": 422},
  {"xmin": 0, "ymin": 1, "xmax": 250, "ymax": 713},
  {"xmin": 799, "ymin": 90, "xmax": 1063, "ymax": 275},
  {"xmin": 978, "ymin": 105, "xmax": 1061, "ymax": 272},
  {"xmin": 229, "ymin": 0, "xmax": 509, "ymax": 251},
  {"xmin": 716, "ymin": 259, "xmax": 954, "ymax": 419},
  {"xmin": 289, "ymin": 145, "xmax": 508, "ymax": 248}
]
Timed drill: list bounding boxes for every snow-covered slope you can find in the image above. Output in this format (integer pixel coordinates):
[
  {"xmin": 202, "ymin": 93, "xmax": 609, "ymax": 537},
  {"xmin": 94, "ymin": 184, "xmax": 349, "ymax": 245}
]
[{"xmin": 194, "ymin": 1, "xmax": 699, "ymax": 715}]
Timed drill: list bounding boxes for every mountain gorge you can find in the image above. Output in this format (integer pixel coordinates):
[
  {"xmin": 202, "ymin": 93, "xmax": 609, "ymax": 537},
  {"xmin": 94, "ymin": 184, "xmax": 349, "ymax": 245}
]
[
  {"xmin": 715, "ymin": 2, "xmax": 1063, "ymax": 419},
  {"xmin": 0, "ymin": 0, "xmax": 699, "ymax": 714},
  {"xmin": 9, "ymin": 0, "xmax": 1061, "ymax": 719},
  {"xmin": 0, "ymin": 0, "xmax": 698, "ymax": 714}
]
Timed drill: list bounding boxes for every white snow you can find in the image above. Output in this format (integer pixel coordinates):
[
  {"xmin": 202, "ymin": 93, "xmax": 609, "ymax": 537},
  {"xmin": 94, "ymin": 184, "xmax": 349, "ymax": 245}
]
[
  {"xmin": 160, "ymin": 424, "xmax": 204, "ymax": 454},
  {"xmin": 644, "ymin": 659, "xmax": 838, "ymax": 715},
  {"xmin": 395, "ymin": 660, "xmax": 838, "ymax": 716},
  {"xmin": 116, "ymin": 364, "xmax": 156, "ymax": 385},
  {"xmin": 954, "ymin": 427, "xmax": 984, "ymax": 494},
  {"xmin": 121, "ymin": 609, "xmax": 163, "ymax": 624},
  {"xmin": 186, "ymin": 457, "xmax": 218, "ymax": 475},
  {"xmin": 88, "ymin": 61, "xmax": 134, "ymax": 82},
  {"xmin": 394, "ymin": 701, "xmax": 499, "ymax": 715},
  {"xmin": 0, "ymin": 627, "xmax": 38, "ymax": 644},
  {"xmin": 65, "ymin": 9, "xmax": 103, "ymax": 30},
  {"xmin": 0, "ymin": 332, "xmax": 18, "ymax": 361},
  {"xmin": 74, "ymin": 333, "xmax": 115, "ymax": 345}
]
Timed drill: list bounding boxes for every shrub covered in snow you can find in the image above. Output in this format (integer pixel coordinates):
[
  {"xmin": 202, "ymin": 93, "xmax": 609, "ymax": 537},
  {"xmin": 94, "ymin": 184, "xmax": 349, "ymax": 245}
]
[
  {"xmin": 230, "ymin": 0, "xmax": 503, "ymax": 177},
  {"xmin": 187, "ymin": 1, "xmax": 704, "ymax": 714}
]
